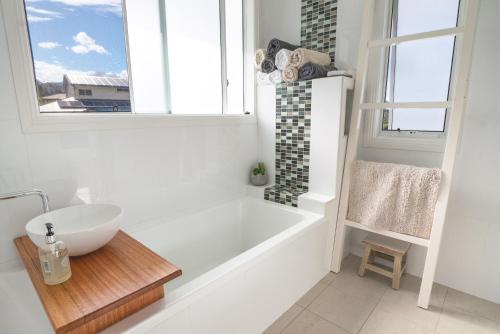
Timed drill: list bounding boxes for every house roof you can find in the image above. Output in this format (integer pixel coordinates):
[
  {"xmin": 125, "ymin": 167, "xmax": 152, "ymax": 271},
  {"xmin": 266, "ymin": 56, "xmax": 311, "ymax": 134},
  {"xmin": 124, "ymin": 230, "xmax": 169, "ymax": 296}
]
[{"xmin": 63, "ymin": 74, "xmax": 129, "ymax": 88}]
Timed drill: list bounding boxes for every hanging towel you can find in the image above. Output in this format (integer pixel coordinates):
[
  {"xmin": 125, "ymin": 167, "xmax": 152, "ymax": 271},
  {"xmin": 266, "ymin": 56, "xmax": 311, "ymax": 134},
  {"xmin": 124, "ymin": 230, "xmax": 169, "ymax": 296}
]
[
  {"xmin": 256, "ymin": 71, "xmax": 272, "ymax": 86},
  {"xmin": 347, "ymin": 160, "xmax": 442, "ymax": 239},
  {"xmin": 298, "ymin": 62, "xmax": 329, "ymax": 81},
  {"xmin": 267, "ymin": 38, "xmax": 300, "ymax": 59},
  {"xmin": 275, "ymin": 49, "xmax": 293, "ymax": 71},
  {"xmin": 254, "ymin": 49, "xmax": 267, "ymax": 70},
  {"xmin": 269, "ymin": 70, "xmax": 283, "ymax": 84},
  {"xmin": 261, "ymin": 58, "xmax": 276, "ymax": 73},
  {"xmin": 282, "ymin": 66, "xmax": 299, "ymax": 83},
  {"xmin": 289, "ymin": 48, "xmax": 331, "ymax": 68}
]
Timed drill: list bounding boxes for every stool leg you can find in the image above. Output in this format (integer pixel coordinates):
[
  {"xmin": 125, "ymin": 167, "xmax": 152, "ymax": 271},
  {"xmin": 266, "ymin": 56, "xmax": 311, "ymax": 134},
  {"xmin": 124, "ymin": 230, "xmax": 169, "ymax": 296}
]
[
  {"xmin": 392, "ymin": 255, "xmax": 402, "ymax": 289},
  {"xmin": 358, "ymin": 246, "xmax": 371, "ymax": 277},
  {"xmin": 368, "ymin": 250, "xmax": 376, "ymax": 264}
]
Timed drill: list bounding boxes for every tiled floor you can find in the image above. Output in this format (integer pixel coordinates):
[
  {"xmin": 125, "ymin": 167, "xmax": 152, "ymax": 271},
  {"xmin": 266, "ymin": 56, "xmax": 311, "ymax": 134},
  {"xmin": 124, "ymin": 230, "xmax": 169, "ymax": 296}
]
[{"xmin": 264, "ymin": 255, "xmax": 500, "ymax": 334}]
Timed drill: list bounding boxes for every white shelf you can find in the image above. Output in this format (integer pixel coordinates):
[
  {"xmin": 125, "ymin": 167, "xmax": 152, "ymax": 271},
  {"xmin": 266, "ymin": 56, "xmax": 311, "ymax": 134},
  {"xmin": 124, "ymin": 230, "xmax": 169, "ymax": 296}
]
[{"xmin": 343, "ymin": 219, "xmax": 430, "ymax": 248}]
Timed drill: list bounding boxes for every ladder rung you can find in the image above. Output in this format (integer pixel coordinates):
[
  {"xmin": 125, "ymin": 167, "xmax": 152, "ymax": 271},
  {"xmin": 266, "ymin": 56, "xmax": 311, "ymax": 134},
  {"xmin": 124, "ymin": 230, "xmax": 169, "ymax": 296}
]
[
  {"xmin": 368, "ymin": 27, "xmax": 463, "ymax": 48},
  {"xmin": 360, "ymin": 101, "xmax": 452, "ymax": 110},
  {"xmin": 343, "ymin": 219, "xmax": 430, "ymax": 247}
]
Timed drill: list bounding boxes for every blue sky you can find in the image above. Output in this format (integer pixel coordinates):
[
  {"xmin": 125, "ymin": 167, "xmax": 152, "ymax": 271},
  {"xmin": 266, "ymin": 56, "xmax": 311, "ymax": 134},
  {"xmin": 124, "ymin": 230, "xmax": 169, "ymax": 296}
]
[{"xmin": 25, "ymin": 0, "xmax": 128, "ymax": 82}]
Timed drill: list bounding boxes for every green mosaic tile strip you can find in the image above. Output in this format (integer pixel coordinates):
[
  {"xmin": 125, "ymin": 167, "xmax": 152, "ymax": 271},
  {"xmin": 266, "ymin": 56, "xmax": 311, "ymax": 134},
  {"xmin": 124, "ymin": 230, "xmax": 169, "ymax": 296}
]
[{"xmin": 300, "ymin": 0, "xmax": 338, "ymax": 62}]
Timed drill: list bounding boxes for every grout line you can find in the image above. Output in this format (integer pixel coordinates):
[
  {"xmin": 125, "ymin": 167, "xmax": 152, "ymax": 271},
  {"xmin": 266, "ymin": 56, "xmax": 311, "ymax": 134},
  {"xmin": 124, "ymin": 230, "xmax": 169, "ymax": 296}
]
[
  {"xmin": 356, "ymin": 284, "xmax": 387, "ymax": 334},
  {"xmin": 277, "ymin": 304, "xmax": 305, "ymax": 334},
  {"xmin": 433, "ymin": 287, "xmax": 449, "ymax": 334}
]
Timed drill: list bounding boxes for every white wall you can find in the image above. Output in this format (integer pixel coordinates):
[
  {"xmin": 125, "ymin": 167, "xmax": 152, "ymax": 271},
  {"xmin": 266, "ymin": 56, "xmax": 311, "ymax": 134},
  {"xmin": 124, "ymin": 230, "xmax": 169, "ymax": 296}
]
[
  {"xmin": 257, "ymin": 0, "xmax": 301, "ymax": 48},
  {"xmin": 0, "ymin": 6, "xmax": 258, "ymax": 265}
]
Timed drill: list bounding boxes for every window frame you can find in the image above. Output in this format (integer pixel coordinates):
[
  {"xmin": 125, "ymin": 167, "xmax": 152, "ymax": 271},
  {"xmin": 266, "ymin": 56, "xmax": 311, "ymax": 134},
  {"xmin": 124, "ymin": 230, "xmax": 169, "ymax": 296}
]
[
  {"xmin": 1, "ymin": 0, "xmax": 256, "ymax": 133},
  {"xmin": 363, "ymin": 0, "xmax": 461, "ymax": 152}
]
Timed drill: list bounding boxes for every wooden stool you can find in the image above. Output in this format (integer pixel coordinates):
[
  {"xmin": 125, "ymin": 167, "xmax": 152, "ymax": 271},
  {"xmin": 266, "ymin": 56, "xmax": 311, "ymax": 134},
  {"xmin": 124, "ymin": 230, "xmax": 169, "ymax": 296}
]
[{"xmin": 358, "ymin": 234, "xmax": 411, "ymax": 289}]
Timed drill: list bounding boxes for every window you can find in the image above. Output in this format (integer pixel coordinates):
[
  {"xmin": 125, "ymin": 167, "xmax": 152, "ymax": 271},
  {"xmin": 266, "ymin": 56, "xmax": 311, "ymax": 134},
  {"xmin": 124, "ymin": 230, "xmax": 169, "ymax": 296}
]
[
  {"xmin": 381, "ymin": 0, "xmax": 460, "ymax": 132},
  {"xmin": 4, "ymin": 0, "xmax": 251, "ymax": 126},
  {"xmin": 163, "ymin": 0, "xmax": 244, "ymax": 115},
  {"xmin": 25, "ymin": 0, "xmax": 131, "ymax": 113},
  {"xmin": 78, "ymin": 89, "xmax": 92, "ymax": 97}
]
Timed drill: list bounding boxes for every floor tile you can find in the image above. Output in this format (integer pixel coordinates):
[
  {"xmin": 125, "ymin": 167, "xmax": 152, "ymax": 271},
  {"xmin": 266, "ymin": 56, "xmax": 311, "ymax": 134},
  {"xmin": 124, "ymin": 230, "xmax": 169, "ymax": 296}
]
[
  {"xmin": 330, "ymin": 268, "xmax": 389, "ymax": 303},
  {"xmin": 264, "ymin": 304, "xmax": 304, "ymax": 334},
  {"xmin": 308, "ymin": 285, "xmax": 377, "ymax": 334},
  {"xmin": 375, "ymin": 275, "xmax": 446, "ymax": 331},
  {"xmin": 436, "ymin": 308, "xmax": 500, "ymax": 334},
  {"xmin": 360, "ymin": 307, "xmax": 434, "ymax": 334},
  {"xmin": 394, "ymin": 274, "xmax": 448, "ymax": 307},
  {"xmin": 341, "ymin": 254, "xmax": 361, "ymax": 273},
  {"xmin": 318, "ymin": 272, "xmax": 337, "ymax": 285},
  {"xmin": 282, "ymin": 310, "xmax": 349, "ymax": 334},
  {"xmin": 444, "ymin": 288, "xmax": 500, "ymax": 323},
  {"xmin": 296, "ymin": 282, "xmax": 328, "ymax": 308}
]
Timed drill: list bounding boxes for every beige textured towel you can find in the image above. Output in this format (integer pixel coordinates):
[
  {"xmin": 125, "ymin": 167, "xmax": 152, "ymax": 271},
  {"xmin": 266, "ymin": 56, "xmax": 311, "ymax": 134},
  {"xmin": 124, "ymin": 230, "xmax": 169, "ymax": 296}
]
[
  {"xmin": 289, "ymin": 48, "xmax": 331, "ymax": 68},
  {"xmin": 347, "ymin": 160, "xmax": 442, "ymax": 239},
  {"xmin": 254, "ymin": 49, "xmax": 267, "ymax": 70},
  {"xmin": 282, "ymin": 66, "xmax": 298, "ymax": 83}
]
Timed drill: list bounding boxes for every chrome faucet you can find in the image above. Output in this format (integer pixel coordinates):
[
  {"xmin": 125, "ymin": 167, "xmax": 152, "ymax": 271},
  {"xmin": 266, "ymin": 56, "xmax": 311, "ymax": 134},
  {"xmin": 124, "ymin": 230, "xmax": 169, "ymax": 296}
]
[{"xmin": 0, "ymin": 189, "xmax": 50, "ymax": 213}]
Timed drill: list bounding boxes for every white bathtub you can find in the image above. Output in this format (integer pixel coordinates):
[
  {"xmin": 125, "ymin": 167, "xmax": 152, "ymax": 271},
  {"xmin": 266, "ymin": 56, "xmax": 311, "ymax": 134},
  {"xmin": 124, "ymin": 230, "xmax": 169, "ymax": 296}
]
[{"xmin": 103, "ymin": 196, "xmax": 328, "ymax": 334}]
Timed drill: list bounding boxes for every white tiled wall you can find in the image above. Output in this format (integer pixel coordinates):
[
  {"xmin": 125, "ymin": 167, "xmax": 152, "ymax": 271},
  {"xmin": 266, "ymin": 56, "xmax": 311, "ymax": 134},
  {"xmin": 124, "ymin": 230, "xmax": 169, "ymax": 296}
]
[{"xmin": 0, "ymin": 7, "xmax": 258, "ymax": 265}]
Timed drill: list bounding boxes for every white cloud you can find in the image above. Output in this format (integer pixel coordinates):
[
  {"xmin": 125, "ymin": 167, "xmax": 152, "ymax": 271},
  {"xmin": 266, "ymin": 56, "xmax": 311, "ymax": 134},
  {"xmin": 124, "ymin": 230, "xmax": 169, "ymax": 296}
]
[
  {"xmin": 34, "ymin": 60, "xmax": 126, "ymax": 82},
  {"xmin": 27, "ymin": 15, "xmax": 53, "ymax": 23},
  {"xmin": 26, "ymin": 6, "xmax": 63, "ymax": 22},
  {"xmin": 38, "ymin": 41, "xmax": 62, "ymax": 49},
  {"xmin": 34, "ymin": 60, "xmax": 91, "ymax": 82},
  {"xmin": 47, "ymin": 0, "xmax": 122, "ymax": 16},
  {"xmin": 70, "ymin": 32, "xmax": 109, "ymax": 55},
  {"xmin": 117, "ymin": 70, "xmax": 128, "ymax": 79},
  {"xmin": 26, "ymin": 6, "xmax": 63, "ymax": 17}
]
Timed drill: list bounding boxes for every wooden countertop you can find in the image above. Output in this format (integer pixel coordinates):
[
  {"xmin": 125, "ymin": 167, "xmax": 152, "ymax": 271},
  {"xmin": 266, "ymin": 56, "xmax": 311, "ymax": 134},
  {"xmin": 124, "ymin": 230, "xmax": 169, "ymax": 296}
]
[{"xmin": 15, "ymin": 230, "xmax": 182, "ymax": 334}]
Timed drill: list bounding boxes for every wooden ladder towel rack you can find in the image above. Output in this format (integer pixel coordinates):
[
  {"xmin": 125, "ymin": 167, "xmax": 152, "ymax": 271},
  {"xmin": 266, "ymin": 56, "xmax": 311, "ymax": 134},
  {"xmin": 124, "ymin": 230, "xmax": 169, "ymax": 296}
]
[{"xmin": 330, "ymin": 0, "xmax": 479, "ymax": 309}]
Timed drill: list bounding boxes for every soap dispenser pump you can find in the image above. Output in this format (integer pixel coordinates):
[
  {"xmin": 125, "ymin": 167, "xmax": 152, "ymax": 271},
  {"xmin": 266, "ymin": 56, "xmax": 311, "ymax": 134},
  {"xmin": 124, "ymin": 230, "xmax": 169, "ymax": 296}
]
[{"xmin": 38, "ymin": 223, "xmax": 72, "ymax": 285}]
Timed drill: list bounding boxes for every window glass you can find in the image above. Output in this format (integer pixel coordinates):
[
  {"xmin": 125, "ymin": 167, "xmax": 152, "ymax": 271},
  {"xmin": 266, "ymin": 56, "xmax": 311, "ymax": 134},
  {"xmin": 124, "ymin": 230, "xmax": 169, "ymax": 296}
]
[
  {"xmin": 383, "ymin": 109, "xmax": 446, "ymax": 132},
  {"xmin": 165, "ymin": 0, "xmax": 223, "ymax": 115},
  {"xmin": 383, "ymin": 0, "xmax": 459, "ymax": 132},
  {"xmin": 25, "ymin": 0, "xmax": 131, "ymax": 113},
  {"xmin": 393, "ymin": 0, "xmax": 460, "ymax": 36},
  {"xmin": 388, "ymin": 36, "xmax": 455, "ymax": 102}
]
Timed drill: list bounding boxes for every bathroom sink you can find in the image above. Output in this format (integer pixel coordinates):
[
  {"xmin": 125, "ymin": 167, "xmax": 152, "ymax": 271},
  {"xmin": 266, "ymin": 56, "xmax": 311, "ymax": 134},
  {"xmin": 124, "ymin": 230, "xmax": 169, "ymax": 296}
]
[{"xmin": 26, "ymin": 204, "xmax": 123, "ymax": 256}]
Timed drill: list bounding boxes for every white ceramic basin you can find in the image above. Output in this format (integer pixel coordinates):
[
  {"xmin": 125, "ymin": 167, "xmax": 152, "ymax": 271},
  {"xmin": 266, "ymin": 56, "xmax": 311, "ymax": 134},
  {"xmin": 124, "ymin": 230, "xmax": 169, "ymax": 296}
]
[{"xmin": 26, "ymin": 204, "xmax": 123, "ymax": 256}]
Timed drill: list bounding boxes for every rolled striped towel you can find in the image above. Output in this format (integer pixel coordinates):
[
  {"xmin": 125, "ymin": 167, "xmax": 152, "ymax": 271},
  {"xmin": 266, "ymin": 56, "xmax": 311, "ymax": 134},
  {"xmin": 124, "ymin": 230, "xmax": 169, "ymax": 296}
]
[
  {"xmin": 256, "ymin": 71, "xmax": 271, "ymax": 86},
  {"xmin": 261, "ymin": 58, "xmax": 276, "ymax": 73},
  {"xmin": 269, "ymin": 70, "xmax": 283, "ymax": 84},
  {"xmin": 282, "ymin": 66, "xmax": 299, "ymax": 83},
  {"xmin": 289, "ymin": 48, "xmax": 331, "ymax": 68},
  {"xmin": 275, "ymin": 49, "xmax": 292, "ymax": 71},
  {"xmin": 267, "ymin": 38, "xmax": 300, "ymax": 59},
  {"xmin": 254, "ymin": 49, "xmax": 267, "ymax": 70}
]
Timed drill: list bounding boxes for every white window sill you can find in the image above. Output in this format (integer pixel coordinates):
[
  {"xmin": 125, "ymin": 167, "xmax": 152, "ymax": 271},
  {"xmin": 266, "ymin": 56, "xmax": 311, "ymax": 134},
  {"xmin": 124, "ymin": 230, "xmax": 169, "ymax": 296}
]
[{"xmin": 19, "ymin": 113, "xmax": 257, "ymax": 133}]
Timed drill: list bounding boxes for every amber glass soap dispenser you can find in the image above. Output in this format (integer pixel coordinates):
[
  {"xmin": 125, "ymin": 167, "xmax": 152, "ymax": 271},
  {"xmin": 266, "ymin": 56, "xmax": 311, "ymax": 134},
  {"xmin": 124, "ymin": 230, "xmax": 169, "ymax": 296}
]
[{"xmin": 38, "ymin": 223, "xmax": 72, "ymax": 285}]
